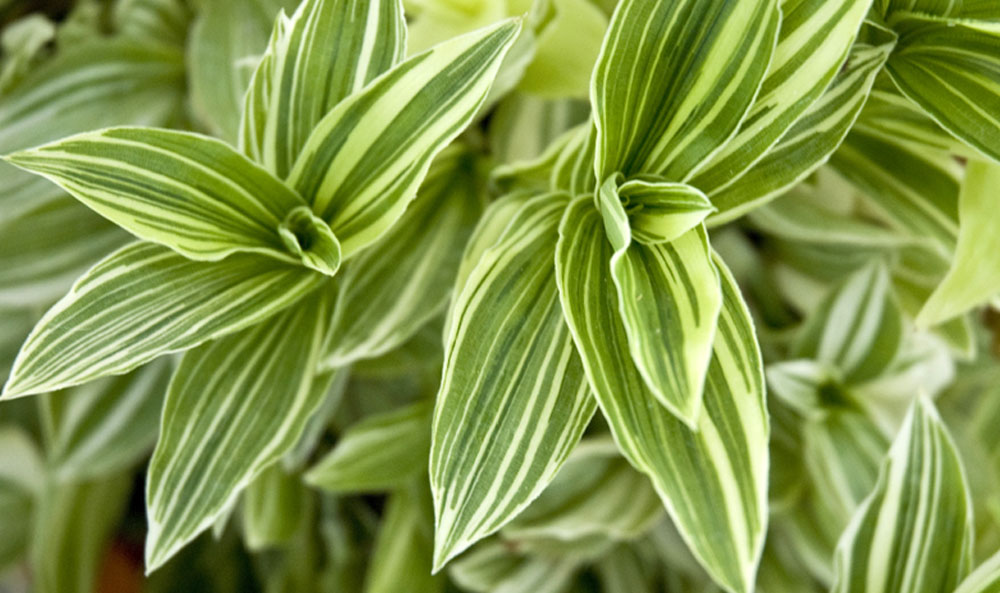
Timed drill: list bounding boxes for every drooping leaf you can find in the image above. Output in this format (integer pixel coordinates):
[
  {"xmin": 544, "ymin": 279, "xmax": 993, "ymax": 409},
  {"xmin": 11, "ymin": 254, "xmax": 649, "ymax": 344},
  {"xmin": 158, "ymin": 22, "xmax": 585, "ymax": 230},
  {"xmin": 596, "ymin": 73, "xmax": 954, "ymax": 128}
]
[
  {"xmin": 430, "ymin": 193, "xmax": 596, "ymax": 570},
  {"xmin": 240, "ymin": 0, "xmax": 406, "ymax": 177},
  {"xmin": 5, "ymin": 128, "xmax": 343, "ymax": 273},
  {"xmin": 3, "ymin": 242, "xmax": 324, "ymax": 399},
  {"xmin": 918, "ymin": 160, "xmax": 1000, "ymax": 326},
  {"xmin": 306, "ymin": 399, "xmax": 432, "ymax": 493},
  {"xmin": 145, "ymin": 287, "xmax": 333, "ymax": 571},
  {"xmin": 556, "ymin": 196, "xmax": 769, "ymax": 593},
  {"xmin": 591, "ymin": 0, "xmax": 779, "ymax": 181},
  {"xmin": 832, "ymin": 398, "xmax": 973, "ymax": 593},
  {"xmin": 289, "ymin": 19, "xmax": 520, "ymax": 256}
]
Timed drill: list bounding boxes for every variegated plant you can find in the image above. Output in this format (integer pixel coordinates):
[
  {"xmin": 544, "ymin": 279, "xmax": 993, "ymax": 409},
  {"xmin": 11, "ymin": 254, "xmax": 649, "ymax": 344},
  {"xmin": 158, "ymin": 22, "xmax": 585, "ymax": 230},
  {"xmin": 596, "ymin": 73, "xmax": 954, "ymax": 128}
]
[{"xmin": 1, "ymin": 0, "xmax": 1000, "ymax": 592}]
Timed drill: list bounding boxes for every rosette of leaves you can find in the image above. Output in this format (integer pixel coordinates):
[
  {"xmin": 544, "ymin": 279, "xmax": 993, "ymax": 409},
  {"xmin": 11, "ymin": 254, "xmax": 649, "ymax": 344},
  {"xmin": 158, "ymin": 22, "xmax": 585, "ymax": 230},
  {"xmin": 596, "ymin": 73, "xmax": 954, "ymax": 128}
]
[{"xmin": 2, "ymin": 0, "xmax": 520, "ymax": 570}]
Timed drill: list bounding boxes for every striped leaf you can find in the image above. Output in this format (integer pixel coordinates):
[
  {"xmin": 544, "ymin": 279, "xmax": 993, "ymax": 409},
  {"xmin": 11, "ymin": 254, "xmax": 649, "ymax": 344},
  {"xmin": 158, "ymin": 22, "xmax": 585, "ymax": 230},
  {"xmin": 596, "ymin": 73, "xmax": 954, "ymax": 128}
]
[
  {"xmin": 188, "ymin": 0, "xmax": 295, "ymax": 143},
  {"xmin": 618, "ymin": 178, "xmax": 715, "ymax": 245},
  {"xmin": 0, "ymin": 195, "xmax": 128, "ymax": 308},
  {"xmin": 551, "ymin": 123, "xmax": 598, "ymax": 196},
  {"xmin": 708, "ymin": 25, "xmax": 896, "ymax": 224},
  {"xmin": 240, "ymin": 0, "xmax": 406, "ymax": 177},
  {"xmin": 954, "ymin": 550, "xmax": 1000, "ymax": 593},
  {"xmin": 489, "ymin": 94, "xmax": 590, "ymax": 165},
  {"xmin": 0, "ymin": 39, "xmax": 185, "ymax": 222},
  {"xmin": 145, "ymin": 287, "xmax": 333, "ymax": 571},
  {"xmin": 431, "ymin": 193, "xmax": 596, "ymax": 570},
  {"xmin": 2, "ymin": 242, "xmax": 324, "ymax": 399},
  {"xmin": 591, "ymin": 0, "xmax": 780, "ymax": 181},
  {"xmin": 885, "ymin": 13, "xmax": 1000, "ymax": 163},
  {"xmin": 305, "ymin": 400, "xmax": 432, "ymax": 493},
  {"xmin": 832, "ymin": 398, "xmax": 973, "ymax": 593},
  {"xmin": 691, "ymin": 0, "xmax": 873, "ymax": 193},
  {"xmin": 448, "ymin": 540, "xmax": 580, "ymax": 593},
  {"xmin": 41, "ymin": 358, "xmax": 171, "ymax": 481},
  {"xmin": 323, "ymin": 147, "xmax": 484, "ymax": 366},
  {"xmin": 611, "ymin": 224, "xmax": 721, "ymax": 425},
  {"xmin": 555, "ymin": 196, "xmax": 768, "ymax": 593},
  {"xmin": 918, "ymin": 160, "xmax": 1000, "ymax": 326},
  {"xmin": 792, "ymin": 262, "xmax": 904, "ymax": 383},
  {"xmin": 5, "ymin": 127, "xmax": 344, "ymax": 274},
  {"xmin": 288, "ymin": 19, "xmax": 520, "ymax": 256}
]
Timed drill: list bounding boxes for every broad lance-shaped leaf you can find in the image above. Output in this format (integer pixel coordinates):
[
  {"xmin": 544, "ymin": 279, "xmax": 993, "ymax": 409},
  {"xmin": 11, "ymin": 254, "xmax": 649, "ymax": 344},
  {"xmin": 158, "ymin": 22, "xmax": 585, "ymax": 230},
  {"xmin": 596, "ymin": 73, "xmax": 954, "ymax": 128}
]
[
  {"xmin": 2, "ymin": 242, "xmax": 324, "ymax": 398},
  {"xmin": 689, "ymin": 0, "xmax": 872, "ymax": 192},
  {"xmin": 6, "ymin": 127, "xmax": 341, "ymax": 275},
  {"xmin": 556, "ymin": 196, "xmax": 768, "ymax": 593},
  {"xmin": 886, "ymin": 13, "xmax": 1000, "ymax": 164},
  {"xmin": 289, "ymin": 19, "xmax": 520, "ymax": 256},
  {"xmin": 305, "ymin": 400, "xmax": 432, "ymax": 493},
  {"xmin": 708, "ymin": 23, "xmax": 896, "ymax": 225},
  {"xmin": 591, "ymin": 0, "xmax": 779, "ymax": 181},
  {"xmin": 240, "ymin": 0, "xmax": 405, "ymax": 176},
  {"xmin": 918, "ymin": 160, "xmax": 1000, "ymax": 326},
  {"xmin": 832, "ymin": 398, "xmax": 973, "ymax": 593},
  {"xmin": 431, "ymin": 193, "xmax": 596, "ymax": 570},
  {"xmin": 954, "ymin": 550, "xmax": 1000, "ymax": 593},
  {"xmin": 145, "ymin": 287, "xmax": 334, "ymax": 571},
  {"xmin": 323, "ymin": 146, "xmax": 484, "ymax": 366}
]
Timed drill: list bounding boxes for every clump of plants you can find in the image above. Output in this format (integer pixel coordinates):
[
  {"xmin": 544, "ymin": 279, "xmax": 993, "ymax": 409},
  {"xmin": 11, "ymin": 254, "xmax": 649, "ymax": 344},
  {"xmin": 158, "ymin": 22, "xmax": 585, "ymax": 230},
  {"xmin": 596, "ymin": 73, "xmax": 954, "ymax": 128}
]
[{"xmin": 1, "ymin": 0, "xmax": 1000, "ymax": 591}]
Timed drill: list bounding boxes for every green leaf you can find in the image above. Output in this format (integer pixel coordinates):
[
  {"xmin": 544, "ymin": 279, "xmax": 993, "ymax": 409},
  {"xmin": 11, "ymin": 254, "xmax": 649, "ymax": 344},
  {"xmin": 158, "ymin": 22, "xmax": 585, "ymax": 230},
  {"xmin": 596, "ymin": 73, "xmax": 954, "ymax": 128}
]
[
  {"xmin": 591, "ymin": 0, "xmax": 779, "ymax": 181},
  {"xmin": 708, "ymin": 25, "xmax": 896, "ymax": 224},
  {"xmin": 618, "ymin": 178, "xmax": 715, "ymax": 245},
  {"xmin": 288, "ymin": 19, "xmax": 520, "ymax": 256},
  {"xmin": 555, "ymin": 196, "xmax": 768, "ymax": 593},
  {"xmin": 145, "ymin": 287, "xmax": 333, "ymax": 571},
  {"xmin": 489, "ymin": 93, "xmax": 590, "ymax": 166},
  {"xmin": 431, "ymin": 193, "xmax": 596, "ymax": 570},
  {"xmin": 832, "ymin": 398, "xmax": 973, "ymax": 593},
  {"xmin": 113, "ymin": 0, "xmax": 192, "ymax": 47},
  {"xmin": 242, "ymin": 463, "xmax": 308, "ymax": 551},
  {"xmin": 448, "ymin": 540, "xmax": 580, "ymax": 593},
  {"xmin": 551, "ymin": 123, "xmax": 598, "ymax": 196},
  {"xmin": 240, "ymin": 0, "xmax": 406, "ymax": 177},
  {"xmin": 876, "ymin": 0, "xmax": 1000, "ymax": 19},
  {"xmin": 323, "ymin": 147, "xmax": 484, "ymax": 365},
  {"xmin": 305, "ymin": 400, "xmax": 432, "ymax": 493},
  {"xmin": 516, "ymin": 0, "xmax": 608, "ymax": 99},
  {"xmin": 690, "ymin": 0, "xmax": 873, "ymax": 192},
  {"xmin": 886, "ymin": 13, "xmax": 1000, "ymax": 163},
  {"xmin": 0, "ymin": 195, "xmax": 128, "ymax": 307},
  {"xmin": 366, "ymin": 482, "xmax": 443, "ymax": 593},
  {"xmin": 918, "ymin": 160, "xmax": 1000, "ymax": 326},
  {"xmin": 3, "ymin": 242, "xmax": 324, "ymax": 399},
  {"xmin": 42, "ymin": 358, "xmax": 171, "ymax": 481},
  {"xmin": 0, "ymin": 427, "xmax": 42, "ymax": 569},
  {"xmin": 6, "ymin": 127, "xmax": 343, "ymax": 274},
  {"xmin": 954, "ymin": 550, "xmax": 1000, "ymax": 593},
  {"xmin": 0, "ymin": 39, "xmax": 185, "ymax": 222}
]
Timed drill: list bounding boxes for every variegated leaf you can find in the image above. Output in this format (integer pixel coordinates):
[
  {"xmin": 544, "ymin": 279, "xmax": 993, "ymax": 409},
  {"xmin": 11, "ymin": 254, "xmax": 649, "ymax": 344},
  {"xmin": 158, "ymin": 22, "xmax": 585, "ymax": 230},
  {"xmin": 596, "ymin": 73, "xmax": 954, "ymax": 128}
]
[
  {"xmin": 556, "ymin": 196, "xmax": 768, "ymax": 593},
  {"xmin": 2, "ymin": 242, "xmax": 324, "ymax": 398},
  {"xmin": 145, "ymin": 287, "xmax": 333, "ymax": 570},
  {"xmin": 431, "ymin": 193, "xmax": 596, "ymax": 570},
  {"xmin": 240, "ymin": 0, "xmax": 406, "ymax": 176},
  {"xmin": 954, "ymin": 550, "xmax": 1000, "ymax": 593},
  {"xmin": 6, "ymin": 127, "xmax": 343, "ymax": 274},
  {"xmin": 832, "ymin": 398, "xmax": 973, "ymax": 593},
  {"xmin": 289, "ymin": 19, "xmax": 520, "ymax": 256},
  {"xmin": 592, "ymin": 0, "xmax": 779, "ymax": 181}
]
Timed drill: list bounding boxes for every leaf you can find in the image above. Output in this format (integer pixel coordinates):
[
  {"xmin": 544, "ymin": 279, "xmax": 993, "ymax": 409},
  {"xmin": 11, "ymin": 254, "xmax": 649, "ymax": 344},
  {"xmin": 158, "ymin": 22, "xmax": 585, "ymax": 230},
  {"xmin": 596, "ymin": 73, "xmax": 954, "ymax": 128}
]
[
  {"xmin": 448, "ymin": 540, "xmax": 580, "ymax": 593},
  {"xmin": 618, "ymin": 178, "xmax": 715, "ymax": 245},
  {"xmin": 305, "ymin": 400, "xmax": 432, "ymax": 493},
  {"xmin": 430, "ymin": 193, "xmax": 596, "ymax": 570},
  {"xmin": 6, "ymin": 127, "xmax": 342, "ymax": 274},
  {"xmin": 188, "ymin": 0, "xmax": 294, "ymax": 143},
  {"xmin": 516, "ymin": 0, "xmax": 608, "ymax": 99},
  {"xmin": 489, "ymin": 93, "xmax": 590, "ymax": 166},
  {"xmin": 240, "ymin": 0, "xmax": 406, "ymax": 176},
  {"xmin": 0, "ymin": 427, "xmax": 42, "ymax": 569},
  {"xmin": 3, "ymin": 242, "xmax": 324, "ymax": 399},
  {"xmin": 555, "ymin": 196, "xmax": 769, "ymax": 593},
  {"xmin": 145, "ymin": 287, "xmax": 333, "ymax": 571},
  {"xmin": 793, "ymin": 262, "xmax": 905, "ymax": 383},
  {"xmin": 0, "ymin": 39, "xmax": 185, "ymax": 222},
  {"xmin": 886, "ymin": 13, "xmax": 1000, "ymax": 163},
  {"xmin": 690, "ymin": 0, "xmax": 873, "ymax": 192},
  {"xmin": 113, "ymin": 0, "xmax": 192, "ymax": 47},
  {"xmin": 366, "ymin": 482, "xmax": 443, "ymax": 593},
  {"xmin": 0, "ymin": 195, "xmax": 128, "ymax": 307},
  {"xmin": 289, "ymin": 19, "xmax": 521, "ymax": 256},
  {"xmin": 918, "ymin": 160, "xmax": 1000, "ymax": 326},
  {"xmin": 551, "ymin": 123, "xmax": 598, "ymax": 196},
  {"xmin": 323, "ymin": 147, "xmax": 484, "ymax": 365},
  {"xmin": 591, "ymin": 0, "xmax": 779, "ymax": 181},
  {"xmin": 31, "ymin": 474, "xmax": 132, "ymax": 593},
  {"xmin": 876, "ymin": 0, "xmax": 1000, "ymax": 19},
  {"xmin": 832, "ymin": 398, "xmax": 973, "ymax": 593},
  {"xmin": 708, "ymin": 25, "xmax": 896, "ymax": 224},
  {"xmin": 954, "ymin": 550, "xmax": 1000, "ymax": 593},
  {"xmin": 242, "ymin": 463, "xmax": 308, "ymax": 551},
  {"xmin": 42, "ymin": 358, "xmax": 171, "ymax": 481}
]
